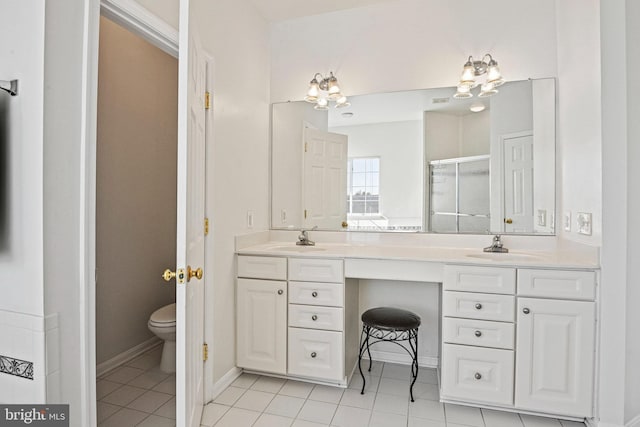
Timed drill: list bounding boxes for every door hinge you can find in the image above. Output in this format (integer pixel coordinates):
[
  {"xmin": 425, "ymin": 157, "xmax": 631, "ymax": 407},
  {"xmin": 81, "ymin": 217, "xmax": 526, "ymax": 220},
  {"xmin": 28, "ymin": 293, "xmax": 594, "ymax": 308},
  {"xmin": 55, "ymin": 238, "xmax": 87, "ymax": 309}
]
[
  {"xmin": 205, "ymin": 91, "xmax": 211, "ymax": 110},
  {"xmin": 304, "ymin": 142, "xmax": 308, "ymax": 153},
  {"xmin": 304, "ymin": 209, "xmax": 307, "ymax": 219},
  {"xmin": 204, "ymin": 217, "xmax": 209, "ymax": 236},
  {"xmin": 203, "ymin": 343, "xmax": 209, "ymax": 361}
]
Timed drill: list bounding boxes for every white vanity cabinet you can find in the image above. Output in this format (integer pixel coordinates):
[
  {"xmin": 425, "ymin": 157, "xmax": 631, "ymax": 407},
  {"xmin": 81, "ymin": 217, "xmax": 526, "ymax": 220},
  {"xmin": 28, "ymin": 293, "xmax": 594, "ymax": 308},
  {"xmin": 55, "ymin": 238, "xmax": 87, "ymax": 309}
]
[
  {"xmin": 237, "ymin": 256, "xmax": 288, "ymax": 374},
  {"xmin": 441, "ymin": 264, "xmax": 597, "ymax": 419},
  {"xmin": 237, "ymin": 255, "xmax": 357, "ymax": 385},
  {"xmin": 514, "ymin": 269, "xmax": 596, "ymax": 418},
  {"xmin": 441, "ymin": 265, "xmax": 516, "ymax": 406},
  {"xmin": 287, "ymin": 258, "xmax": 347, "ymax": 382}
]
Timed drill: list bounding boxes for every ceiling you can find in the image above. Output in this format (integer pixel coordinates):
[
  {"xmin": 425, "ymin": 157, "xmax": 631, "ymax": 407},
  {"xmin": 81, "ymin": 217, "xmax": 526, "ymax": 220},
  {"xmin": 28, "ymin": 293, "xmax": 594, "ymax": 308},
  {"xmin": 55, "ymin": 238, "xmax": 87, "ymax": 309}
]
[{"xmin": 247, "ymin": 0, "xmax": 402, "ymax": 22}]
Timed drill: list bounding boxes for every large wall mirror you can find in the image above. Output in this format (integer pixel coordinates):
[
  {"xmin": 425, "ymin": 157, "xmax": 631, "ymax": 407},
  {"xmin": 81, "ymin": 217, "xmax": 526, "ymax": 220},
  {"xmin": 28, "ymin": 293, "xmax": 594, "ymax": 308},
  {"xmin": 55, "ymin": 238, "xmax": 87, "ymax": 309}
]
[{"xmin": 271, "ymin": 78, "xmax": 556, "ymax": 234}]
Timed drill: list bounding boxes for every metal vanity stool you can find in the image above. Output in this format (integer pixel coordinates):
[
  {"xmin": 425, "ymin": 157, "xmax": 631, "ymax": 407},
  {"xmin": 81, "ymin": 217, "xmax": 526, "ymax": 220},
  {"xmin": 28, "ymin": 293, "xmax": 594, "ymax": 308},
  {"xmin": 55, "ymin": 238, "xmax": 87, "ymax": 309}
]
[{"xmin": 358, "ymin": 307, "xmax": 421, "ymax": 401}]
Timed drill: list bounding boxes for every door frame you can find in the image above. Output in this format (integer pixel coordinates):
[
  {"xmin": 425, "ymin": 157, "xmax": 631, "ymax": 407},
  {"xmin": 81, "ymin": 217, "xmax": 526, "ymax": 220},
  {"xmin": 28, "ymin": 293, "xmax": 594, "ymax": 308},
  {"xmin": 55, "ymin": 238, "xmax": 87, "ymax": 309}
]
[{"xmin": 83, "ymin": 2, "xmax": 214, "ymax": 425}]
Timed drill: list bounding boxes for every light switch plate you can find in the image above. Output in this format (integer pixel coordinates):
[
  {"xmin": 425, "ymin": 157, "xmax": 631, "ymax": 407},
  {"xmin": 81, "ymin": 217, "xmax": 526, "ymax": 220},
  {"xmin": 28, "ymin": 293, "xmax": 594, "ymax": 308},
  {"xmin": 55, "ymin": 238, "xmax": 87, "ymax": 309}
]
[
  {"xmin": 576, "ymin": 212, "xmax": 592, "ymax": 235},
  {"xmin": 537, "ymin": 209, "xmax": 547, "ymax": 227},
  {"xmin": 563, "ymin": 212, "xmax": 571, "ymax": 232}
]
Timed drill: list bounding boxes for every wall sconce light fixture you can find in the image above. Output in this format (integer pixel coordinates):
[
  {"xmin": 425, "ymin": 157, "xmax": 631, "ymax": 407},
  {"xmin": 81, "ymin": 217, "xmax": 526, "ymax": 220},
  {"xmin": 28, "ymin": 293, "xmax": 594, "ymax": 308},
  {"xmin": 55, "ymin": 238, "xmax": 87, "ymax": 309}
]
[
  {"xmin": 454, "ymin": 54, "xmax": 504, "ymax": 99},
  {"xmin": 304, "ymin": 72, "xmax": 349, "ymax": 110}
]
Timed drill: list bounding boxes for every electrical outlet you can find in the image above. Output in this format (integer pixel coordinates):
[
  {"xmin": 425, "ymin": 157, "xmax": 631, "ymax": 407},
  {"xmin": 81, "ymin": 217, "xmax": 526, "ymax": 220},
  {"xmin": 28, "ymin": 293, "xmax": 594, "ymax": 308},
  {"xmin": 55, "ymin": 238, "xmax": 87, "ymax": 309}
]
[
  {"xmin": 576, "ymin": 212, "xmax": 592, "ymax": 235},
  {"xmin": 563, "ymin": 212, "xmax": 571, "ymax": 232},
  {"xmin": 537, "ymin": 209, "xmax": 547, "ymax": 227},
  {"xmin": 247, "ymin": 210, "xmax": 254, "ymax": 229}
]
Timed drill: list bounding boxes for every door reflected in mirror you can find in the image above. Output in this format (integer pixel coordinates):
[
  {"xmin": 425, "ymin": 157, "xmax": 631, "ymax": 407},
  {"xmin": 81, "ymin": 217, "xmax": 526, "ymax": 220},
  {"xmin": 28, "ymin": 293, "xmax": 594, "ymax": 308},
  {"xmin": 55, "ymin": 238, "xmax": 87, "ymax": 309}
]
[{"xmin": 271, "ymin": 78, "xmax": 555, "ymax": 235}]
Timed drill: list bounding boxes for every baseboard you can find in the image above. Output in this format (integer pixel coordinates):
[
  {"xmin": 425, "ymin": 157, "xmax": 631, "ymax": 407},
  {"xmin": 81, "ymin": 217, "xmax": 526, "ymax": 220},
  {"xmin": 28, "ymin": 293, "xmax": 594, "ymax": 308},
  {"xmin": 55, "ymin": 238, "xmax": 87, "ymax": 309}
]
[
  {"xmin": 96, "ymin": 337, "xmax": 162, "ymax": 377},
  {"xmin": 368, "ymin": 349, "xmax": 439, "ymax": 368},
  {"xmin": 210, "ymin": 367, "xmax": 242, "ymax": 401}
]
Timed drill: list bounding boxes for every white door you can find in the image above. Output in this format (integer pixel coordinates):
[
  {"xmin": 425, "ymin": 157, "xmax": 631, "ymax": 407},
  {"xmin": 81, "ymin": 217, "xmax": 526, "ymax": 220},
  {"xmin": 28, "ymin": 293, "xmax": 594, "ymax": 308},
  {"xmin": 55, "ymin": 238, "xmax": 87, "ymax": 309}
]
[
  {"xmin": 503, "ymin": 134, "xmax": 533, "ymax": 232},
  {"xmin": 302, "ymin": 128, "xmax": 348, "ymax": 229},
  {"xmin": 175, "ymin": 0, "xmax": 206, "ymax": 425},
  {"xmin": 515, "ymin": 298, "xmax": 595, "ymax": 417},
  {"xmin": 236, "ymin": 279, "xmax": 287, "ymax": 374}
]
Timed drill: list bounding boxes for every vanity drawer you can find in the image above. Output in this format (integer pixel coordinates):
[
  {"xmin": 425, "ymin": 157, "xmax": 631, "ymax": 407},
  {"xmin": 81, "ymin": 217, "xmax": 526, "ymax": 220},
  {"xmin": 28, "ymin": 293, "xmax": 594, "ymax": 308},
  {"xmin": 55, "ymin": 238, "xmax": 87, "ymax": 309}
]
[
  {"xmin": 289, "ymin": 258, "xmax": 343, "ymax": 283},
  {"xmin": 288, "ymin": 327, "xmax": 343, "ymax": 382},
  {"xmin": 289, "ymin": 305, "xmax": 343, "ymax": 331},
  {"xmin": 238, "ymin": 255, "xmax": 287, "ymax": 280},
  {"xmin": 443, "ymin": 317, "xmax": 515, "ymax": 350},
  {"xmin": 443, "ymin": 291, "xmax": 515, "ymax": 322},
  {"xmin": 517, "ymin": 269, "xmax": 596, "ymax": 301},
  {"xmin": 441, "ymin": 344, "xmax": 514, "ymax": 405},
  {"xmin": 444, "ymin": 265, "xmax": 516, "ymax": 295},
  {"xmin": 289, "ymin": 281, "xmax": 344, "ymax": 307}
]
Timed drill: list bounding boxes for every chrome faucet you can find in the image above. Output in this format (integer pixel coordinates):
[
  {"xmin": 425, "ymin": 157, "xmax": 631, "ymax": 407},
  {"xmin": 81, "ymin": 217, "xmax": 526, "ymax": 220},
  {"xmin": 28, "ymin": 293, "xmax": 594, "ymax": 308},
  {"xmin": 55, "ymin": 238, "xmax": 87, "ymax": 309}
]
[
  {"xmin": 296, "ymin": 226, "xmax": 317, "ymax": 246},
  {"xmin": 484, "ymin": 235, "xmax": 509, "ymax": 253}
]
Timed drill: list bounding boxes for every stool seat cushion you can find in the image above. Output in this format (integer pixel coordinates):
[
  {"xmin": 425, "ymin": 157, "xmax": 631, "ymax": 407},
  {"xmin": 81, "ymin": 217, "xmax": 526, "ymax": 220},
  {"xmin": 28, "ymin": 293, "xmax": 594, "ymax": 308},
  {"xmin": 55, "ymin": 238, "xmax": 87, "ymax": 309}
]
[{"xmin": 361, "ymin": 307, "xmax": 421, "ymax": 331}]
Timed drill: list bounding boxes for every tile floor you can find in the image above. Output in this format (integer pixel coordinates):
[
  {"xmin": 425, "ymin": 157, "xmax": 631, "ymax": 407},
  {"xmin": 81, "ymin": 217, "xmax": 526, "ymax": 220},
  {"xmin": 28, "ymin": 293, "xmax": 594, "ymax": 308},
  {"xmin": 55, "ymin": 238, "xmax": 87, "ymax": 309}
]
[
  {"xmin": 97, "ymin": 348, "xmax": 587, "ymax": 427},
  {"xmin": 97, "ymin": 346, "xmax": 176, "ymax": 427},
  {"xmin": 201, "ymin": 361, "xmax": 587, "ymax": 427}
]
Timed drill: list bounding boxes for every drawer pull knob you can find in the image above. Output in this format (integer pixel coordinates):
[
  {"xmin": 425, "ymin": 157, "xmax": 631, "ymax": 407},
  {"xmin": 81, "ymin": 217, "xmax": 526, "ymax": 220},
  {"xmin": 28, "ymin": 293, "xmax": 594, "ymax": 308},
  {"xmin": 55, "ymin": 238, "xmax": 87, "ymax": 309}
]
[
  {"xmin": 311, "ymin": 352, "xmax": 317, "ymax": 358},
  {"xmin": 523, "ymin": 307, "xmax": 530, "ymax": 314},
  {"xmin": 474, "ymin": 372, "xmax": 482, "ymax": 380},
  {"xmin": 277, "ymin": 289, "xmax": 284, "ymax": 295},
  {"xmin": 312, "ymin": 291, "xmax": 318, "ymax": 298},
  {"xmin": 312, "ymin": 315, "xmax": 318, "ymax": 321},
  {"xmin": 474, "ymin": 330, "xmax": 482, "ymax": 337},
  {"xmin": 475, "ymin": 303, "xmax": 483, "ymax": 310}
]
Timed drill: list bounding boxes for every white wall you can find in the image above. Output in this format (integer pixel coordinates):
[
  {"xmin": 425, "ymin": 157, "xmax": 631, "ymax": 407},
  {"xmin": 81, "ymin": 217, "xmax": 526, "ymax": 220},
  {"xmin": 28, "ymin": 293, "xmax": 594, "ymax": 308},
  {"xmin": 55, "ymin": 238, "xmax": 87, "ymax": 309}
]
[
  {"xmin": 0, "ymin": 0, "xmax": 46, "ymax": 403},
  {"xmin": 95, "ymin": 16, "xmax": 177, "ymax": 365},
  {"xmin": 599, "ymin": 1, "xmax": 630, "ymax": 426},
  {"xmin": 331, "ymin": 120, "xmax": 423, "ymax": 225},
  {"xmin": 43, "ymin": 1, "xmax": 101, "ymax": 425},
  {"xmin": 270, "ymin": 0, "xmax": 558, "ymax": 102},
  {"xmin": 624, "ymin": 1, "xmax": 640, "ymax": 422},
  {"xmin": 460, "ymin": 111, "xmax": 490, "ymax": 157},
  {"xmin": 191, "ymin": 0, "xmax": 271, "ymax": 384},
  {"xmin": 424, "ymin": 112, "xmax": 462, "ymax": 162},
  {"xmin": 556, "ymin": 0, "xmax": 602, "ymax": 246}
]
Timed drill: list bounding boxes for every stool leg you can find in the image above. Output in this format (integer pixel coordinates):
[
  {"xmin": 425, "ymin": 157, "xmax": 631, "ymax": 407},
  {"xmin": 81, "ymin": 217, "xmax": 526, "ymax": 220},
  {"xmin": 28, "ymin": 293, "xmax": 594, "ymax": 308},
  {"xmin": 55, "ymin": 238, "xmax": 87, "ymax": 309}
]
[
  {"xmin": 409, "ymin": 329, "xmax": 419, "ymax": 402},
  {"xmin": 358, "ymin": 326, "xmax": 368, "ymax": 395},
  {"xmin": 366, "ymin": 331, "xmax": 373, "ymax": 372}
]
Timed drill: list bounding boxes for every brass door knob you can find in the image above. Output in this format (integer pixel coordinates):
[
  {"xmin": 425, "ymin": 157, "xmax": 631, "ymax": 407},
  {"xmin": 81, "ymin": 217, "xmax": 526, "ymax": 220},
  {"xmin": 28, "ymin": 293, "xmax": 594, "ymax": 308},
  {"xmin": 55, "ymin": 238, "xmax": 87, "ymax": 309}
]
[
  {"xmin": 341, "ymin": 221, "xmax": 348, "ymax": 228},
  {"xmin": 187, "ymin": 266, "xmax": 204, "ymax": 281},
  {"xmin": 504, "ymin": 218, "xmax": 513, "ymax": 224},
  {"xmin": 162, "ymin": 269, "xmax": 176, "ymax": 282}
]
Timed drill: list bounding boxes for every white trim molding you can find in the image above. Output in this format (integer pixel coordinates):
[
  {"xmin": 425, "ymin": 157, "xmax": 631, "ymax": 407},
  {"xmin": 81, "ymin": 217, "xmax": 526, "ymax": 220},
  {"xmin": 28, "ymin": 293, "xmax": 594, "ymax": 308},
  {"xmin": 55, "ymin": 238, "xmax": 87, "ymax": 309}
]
[{"xmin": 100, "ymin": 0, "xmax": 178, "ymax": 58}]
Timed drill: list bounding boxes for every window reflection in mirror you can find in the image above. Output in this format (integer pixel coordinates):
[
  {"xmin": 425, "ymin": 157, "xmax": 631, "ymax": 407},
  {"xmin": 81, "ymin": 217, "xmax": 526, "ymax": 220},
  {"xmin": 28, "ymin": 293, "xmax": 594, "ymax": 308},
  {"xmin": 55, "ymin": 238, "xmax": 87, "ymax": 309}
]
[{"xmin": 271, "ymin": 78, "xmax": 555, "ymax": 235}]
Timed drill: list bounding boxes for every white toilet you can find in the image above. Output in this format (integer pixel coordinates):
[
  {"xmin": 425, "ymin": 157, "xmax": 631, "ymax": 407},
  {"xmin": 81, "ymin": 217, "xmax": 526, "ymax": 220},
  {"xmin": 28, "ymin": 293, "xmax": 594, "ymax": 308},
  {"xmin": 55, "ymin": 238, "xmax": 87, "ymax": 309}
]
[{"xmin": 148, "ymin": 303, "xmax": 176, "ymax": 373}]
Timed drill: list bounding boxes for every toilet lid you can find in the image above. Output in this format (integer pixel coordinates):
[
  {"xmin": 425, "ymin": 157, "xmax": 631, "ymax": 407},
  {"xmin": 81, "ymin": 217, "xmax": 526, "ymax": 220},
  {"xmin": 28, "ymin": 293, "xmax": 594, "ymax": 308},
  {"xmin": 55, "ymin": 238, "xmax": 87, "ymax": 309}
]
[{"xmin": 150, "ymin": 303, "xmax": 176, "ymax": 324}]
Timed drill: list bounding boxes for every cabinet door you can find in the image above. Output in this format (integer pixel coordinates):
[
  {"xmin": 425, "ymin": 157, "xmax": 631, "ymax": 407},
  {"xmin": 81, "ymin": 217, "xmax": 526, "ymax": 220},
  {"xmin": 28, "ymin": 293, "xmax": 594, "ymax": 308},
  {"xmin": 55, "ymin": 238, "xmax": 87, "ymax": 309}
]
[
  {"xmin": 237, "ymin": 278, "xmax": 287, "ymax": 374},
  {"xmin": 515, "ymin": 298, "xmax": 595, "ymax": 417}
]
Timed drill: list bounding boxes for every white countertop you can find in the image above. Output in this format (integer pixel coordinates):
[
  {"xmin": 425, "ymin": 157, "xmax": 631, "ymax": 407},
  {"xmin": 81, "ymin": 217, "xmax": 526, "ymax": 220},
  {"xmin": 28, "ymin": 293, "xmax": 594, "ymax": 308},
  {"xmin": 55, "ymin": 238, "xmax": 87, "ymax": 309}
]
[{"xmin": 236, "ymin": 240, "xmax": 600, "ymax": 270}]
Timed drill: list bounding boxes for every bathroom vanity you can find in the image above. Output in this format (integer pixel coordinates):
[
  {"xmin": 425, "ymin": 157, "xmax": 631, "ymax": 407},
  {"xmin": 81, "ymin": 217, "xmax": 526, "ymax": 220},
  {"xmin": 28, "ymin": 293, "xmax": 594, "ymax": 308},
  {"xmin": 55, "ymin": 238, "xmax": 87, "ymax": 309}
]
[{"xmin": 235, "ymin": 235, "xmax": 599, "ymax": 422}]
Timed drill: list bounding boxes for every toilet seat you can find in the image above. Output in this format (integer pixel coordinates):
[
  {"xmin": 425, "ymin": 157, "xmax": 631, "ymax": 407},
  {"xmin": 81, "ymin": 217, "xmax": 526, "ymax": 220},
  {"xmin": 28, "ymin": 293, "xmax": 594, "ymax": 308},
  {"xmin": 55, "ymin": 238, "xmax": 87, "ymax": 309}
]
[{"xmin": 149, "ymin": 303, "xmax": 176, "ymax": 328}]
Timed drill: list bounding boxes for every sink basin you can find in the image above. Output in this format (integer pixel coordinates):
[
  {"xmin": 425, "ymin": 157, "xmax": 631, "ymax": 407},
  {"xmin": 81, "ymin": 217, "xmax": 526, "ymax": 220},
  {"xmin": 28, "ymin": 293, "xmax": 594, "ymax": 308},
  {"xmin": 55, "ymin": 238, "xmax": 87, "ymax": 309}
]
[
  {"xmin": 270, "ymin": 245, "xmax": 327, "ymax": 253},
  {"xmin": 466, "ymin": 252, "xmax": 542, "ymax": 262}
]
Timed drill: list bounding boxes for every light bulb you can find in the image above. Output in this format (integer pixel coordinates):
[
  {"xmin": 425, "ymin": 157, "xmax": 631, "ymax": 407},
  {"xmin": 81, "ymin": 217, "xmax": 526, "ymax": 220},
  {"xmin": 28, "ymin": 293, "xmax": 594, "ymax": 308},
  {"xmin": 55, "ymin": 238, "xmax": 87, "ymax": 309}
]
[
  {"xmin": 314, "ymin": 97, "xmax": 329, "ymax": 110},
  {"xmin": 453, "ymin": 84, "xmax": 472, "ymax": 99},
  {"xmin": 335, "ymin": 95, "xmax": 350, "ymax": 108},
  {"xmin": 305, "ymin": 79, "xmax": 320, "ymax": 103},
  {"xmin": 478, "ymin": 81, "xmax": 498, "ymax": 97}
]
